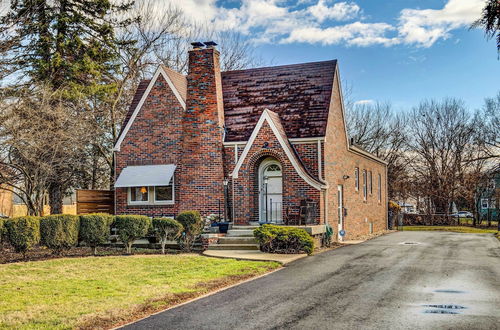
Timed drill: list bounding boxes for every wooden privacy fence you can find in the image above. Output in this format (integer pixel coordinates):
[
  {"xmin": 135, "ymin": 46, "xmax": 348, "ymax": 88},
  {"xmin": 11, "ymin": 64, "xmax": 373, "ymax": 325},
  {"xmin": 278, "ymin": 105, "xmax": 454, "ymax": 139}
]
[{"xmin": 76, "ymin": 189, "xmax": 114, "ymax": 215}]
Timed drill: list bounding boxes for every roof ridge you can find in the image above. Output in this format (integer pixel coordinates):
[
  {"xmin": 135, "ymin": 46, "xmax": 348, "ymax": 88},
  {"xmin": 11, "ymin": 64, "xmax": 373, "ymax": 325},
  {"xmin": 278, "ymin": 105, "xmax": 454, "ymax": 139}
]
[{"xmin": 221, "ymin": 59, "xmax": 337, "ymax": 74}]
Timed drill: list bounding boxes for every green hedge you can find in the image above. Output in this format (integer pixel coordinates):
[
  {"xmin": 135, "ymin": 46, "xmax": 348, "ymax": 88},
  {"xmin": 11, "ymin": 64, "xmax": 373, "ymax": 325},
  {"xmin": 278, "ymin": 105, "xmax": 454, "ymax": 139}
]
[
  {"xmin": 152, "ymin": 217, "xmax": 183, "ymax": 254},
  {"xmin": 40, "ymin": 214, "xmax": 80, "ymax": 254},
  {"xmin": 254, "ymin": 224, "xmax": 314, "ymax": 255},
  {"xmin": 114, "ymin": 215, "xmax": 151, "ymax": 254},
  {"xmin": 0, "ymin": 218, "xmax": 5, "ymax": 245},
  {"xmin": 176, "ymin": 211, "xmax": 203, "ymax": 252},
  {"xmin": 5, "ymin": 216, "xmax": 40, "ymax": 256},
  {"xmin": 79, "ymin": 213, "xmax": 114, "ymax": 255}
]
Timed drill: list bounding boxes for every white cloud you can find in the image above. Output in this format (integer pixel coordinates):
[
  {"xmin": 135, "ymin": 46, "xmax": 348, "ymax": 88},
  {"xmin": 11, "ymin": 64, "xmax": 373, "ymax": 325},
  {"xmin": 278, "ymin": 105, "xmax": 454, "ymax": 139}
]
[
  {"xmin": 156, "ymin": 0, "xmax": 485, "ymax": 48},
  {"xmin": 354, "ymin": 99, "xmax": 374, "ymax": 105},
  {"xmin": 398, "ymin": 0, "xmax": 485, "ymax": 47},
  {"xmin": 307, "ymin": 0, "xmax": 360, "ymax": 22},
  {"xmin": 282, "ymin": 22, "xmax": 398, "ymax": 47}
]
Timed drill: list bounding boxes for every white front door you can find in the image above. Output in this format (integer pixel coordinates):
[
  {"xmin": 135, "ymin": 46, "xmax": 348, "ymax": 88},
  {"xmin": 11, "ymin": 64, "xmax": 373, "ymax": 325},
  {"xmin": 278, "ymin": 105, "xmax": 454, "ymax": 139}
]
[
  {"xmin": 259, "ymin": 159, "xmax": 283, "ymax": 223},
  {"xmin": 338, "ymin": 185, "xmax": 344, "ymax": 241}
]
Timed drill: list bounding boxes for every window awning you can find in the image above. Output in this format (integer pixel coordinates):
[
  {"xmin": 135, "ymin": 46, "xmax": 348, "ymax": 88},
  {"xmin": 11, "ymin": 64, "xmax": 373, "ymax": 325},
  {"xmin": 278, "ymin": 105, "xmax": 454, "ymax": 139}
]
[{"xmin": 115, "ymin": 164, "xmax": 176, "ymax": 188}]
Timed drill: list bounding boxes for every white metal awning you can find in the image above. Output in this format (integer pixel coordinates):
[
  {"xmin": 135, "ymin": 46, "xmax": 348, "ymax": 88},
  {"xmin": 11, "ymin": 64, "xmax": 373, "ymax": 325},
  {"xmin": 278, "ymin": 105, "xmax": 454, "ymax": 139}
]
[{"xmin": 115, "ymin": 164, "xmax": 176, "ymax": 188}]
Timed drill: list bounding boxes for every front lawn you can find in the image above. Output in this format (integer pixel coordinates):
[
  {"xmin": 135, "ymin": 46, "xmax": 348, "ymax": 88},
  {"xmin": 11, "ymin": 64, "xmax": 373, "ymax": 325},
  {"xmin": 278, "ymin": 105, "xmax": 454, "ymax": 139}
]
[
  {"xmin": 401, "ymin": 225, "xmax": 498, "ymax": 234},
  {"xmin": 0, "ymin": 255, "xmax": 280, "ymax": 329}
]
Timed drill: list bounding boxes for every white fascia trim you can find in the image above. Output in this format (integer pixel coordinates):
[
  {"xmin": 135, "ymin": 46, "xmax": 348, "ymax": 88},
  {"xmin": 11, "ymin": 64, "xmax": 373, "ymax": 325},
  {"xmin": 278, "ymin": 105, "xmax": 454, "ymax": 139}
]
[
  {"xmin": 223, "ymin": 141, "xmax": 247, "ymax": 147},
  {"xmin": 335, "ymin": 65, "xmax": 387, "ymax": 167},
  {"xmin": 230, "ymin": 109, "xmax": 327, "ymax": 191},
  {"xmin": 289, "ymin": 137, "xmax": 325, "ymax": 144},
  {"xmin": 349, "ymin": 145, "xmax": 388, "ymax": 165},
  {"xmin": 113, "ymin": 66, "xmax": 186, "ymax": 152}
]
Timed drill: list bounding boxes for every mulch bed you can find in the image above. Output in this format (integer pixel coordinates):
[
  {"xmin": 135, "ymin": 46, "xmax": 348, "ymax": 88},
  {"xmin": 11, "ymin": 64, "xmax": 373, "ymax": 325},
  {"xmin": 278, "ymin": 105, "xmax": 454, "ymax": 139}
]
[{"xmin": 0, "ymin": 245, "xmax": 179, "ymax": 264}]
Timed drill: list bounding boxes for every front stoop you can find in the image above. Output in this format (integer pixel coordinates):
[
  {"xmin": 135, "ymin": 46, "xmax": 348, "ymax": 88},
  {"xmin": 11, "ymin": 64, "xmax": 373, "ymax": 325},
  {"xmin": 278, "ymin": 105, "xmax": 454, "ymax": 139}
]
[{"xmin": 207, "ymin": 225, "xmax": 260, "ymax": 251}]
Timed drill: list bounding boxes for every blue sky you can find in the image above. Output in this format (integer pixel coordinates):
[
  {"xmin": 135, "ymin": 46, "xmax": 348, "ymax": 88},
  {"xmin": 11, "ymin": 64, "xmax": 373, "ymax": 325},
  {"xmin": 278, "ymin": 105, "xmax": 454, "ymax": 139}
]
[{"xmin": 167, "ymin": 0, "xmax": 498, "ymax": 111}]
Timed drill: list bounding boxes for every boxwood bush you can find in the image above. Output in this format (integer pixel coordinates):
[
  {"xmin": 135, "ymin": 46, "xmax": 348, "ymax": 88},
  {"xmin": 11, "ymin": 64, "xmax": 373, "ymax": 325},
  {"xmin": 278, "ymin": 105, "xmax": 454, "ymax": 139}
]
[
  {"xmin": 0, "ymin": 218, "xmax": 5, "ymax": 246},
  {"xmin": 152, "ymin": 217, "xmax": 183, "ymax": 254},
  {"xmin": 176, "ymin": 211, "xmax": 203, "ymax": 252},
  {"xmin": 5, "ymin": 216, "xmax": 40, "ymax": 256},
  {"xmin": 79, "ymin": 213, "xmax": 114, "ymax": 255},
  {"xmin": 114, "ymin": 215, "xmax": 151, "ymax": 254},
  {"xmin": 40, "ymin": 214, "xmax": 80, "ymax": 254},
  {"xmin": 254, "ymin": 224, "xmax": 314, "ymax": 255}
]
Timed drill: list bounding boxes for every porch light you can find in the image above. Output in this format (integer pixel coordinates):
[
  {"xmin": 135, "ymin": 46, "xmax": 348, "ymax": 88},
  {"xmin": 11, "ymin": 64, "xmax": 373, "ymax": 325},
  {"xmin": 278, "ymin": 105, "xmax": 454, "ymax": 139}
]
[
  {"xmin": 223, "ymin": 178, "xmax": 229, "ymax": 186},
  {"xmin": 264, "ymin": 176, "xmax": 269, "ymax": 185},
  {"xmin": 140, "ymin": 186, "xmax": 147, "ymax": 194}
]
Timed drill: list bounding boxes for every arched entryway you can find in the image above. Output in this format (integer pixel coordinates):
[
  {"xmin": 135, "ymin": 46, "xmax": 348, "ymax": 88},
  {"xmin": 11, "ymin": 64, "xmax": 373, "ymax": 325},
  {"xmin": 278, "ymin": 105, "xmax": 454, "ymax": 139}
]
[{"xmin": 258, "ymin": 158, "xmax": 283, "ymax": 223}]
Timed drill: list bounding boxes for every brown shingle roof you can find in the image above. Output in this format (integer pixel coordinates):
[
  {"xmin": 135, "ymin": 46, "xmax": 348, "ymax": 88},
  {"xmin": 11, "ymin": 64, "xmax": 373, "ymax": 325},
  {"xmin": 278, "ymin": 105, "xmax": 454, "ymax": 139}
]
[
  {"xmin": 221, "ymin": 60, "xmax": 336, "ymax": 142},
  {"xmin": 118, "ymin": 79, "xmax": 150, "ymax": 137},
  {"xmin": 161, "ymin": 65, "xmax": 187, "ymax": 102},
  {"xmin": 118, "ymin": 60, "xmax": 336, "ymax": 143}
]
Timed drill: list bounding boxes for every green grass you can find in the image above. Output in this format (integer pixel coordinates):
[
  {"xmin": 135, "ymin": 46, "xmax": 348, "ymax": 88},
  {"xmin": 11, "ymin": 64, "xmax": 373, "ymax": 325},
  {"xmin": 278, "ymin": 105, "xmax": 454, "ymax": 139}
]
[
  {"xmin": 0, "ymin": 255, "xmax": 280, "ymax": 329},
  {"xmin": 401, "ymin": 226, "xmax": 499, "ymax": 234}
]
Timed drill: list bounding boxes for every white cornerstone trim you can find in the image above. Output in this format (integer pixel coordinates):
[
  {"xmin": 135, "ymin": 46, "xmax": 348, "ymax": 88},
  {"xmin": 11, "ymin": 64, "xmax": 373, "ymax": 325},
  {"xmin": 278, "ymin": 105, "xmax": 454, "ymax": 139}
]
[
  {"xmin": 230, "ymin": 109, "xmax": 327, "ymax": 191},
  {"xmin": 114, "ymin": 66, "xmax": 186, "ymax": 152}
]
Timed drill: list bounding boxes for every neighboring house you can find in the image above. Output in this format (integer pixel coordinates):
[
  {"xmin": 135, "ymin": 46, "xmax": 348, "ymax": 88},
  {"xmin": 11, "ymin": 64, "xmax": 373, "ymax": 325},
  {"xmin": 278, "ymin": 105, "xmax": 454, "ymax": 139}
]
[
  {"xmin": 478, "ymin": 167, "xmax": 500, "ymax": 222},
  {"xmin": 397, "ymin": 201, "xmax": 417, "ymax": 214},
  {"xmin": 0, "ymin": 187, "xmax": 13, "ymax": 217},
  {"xmin": 113, "ymin": 42, "xmax": 388, "ymax": 240}
]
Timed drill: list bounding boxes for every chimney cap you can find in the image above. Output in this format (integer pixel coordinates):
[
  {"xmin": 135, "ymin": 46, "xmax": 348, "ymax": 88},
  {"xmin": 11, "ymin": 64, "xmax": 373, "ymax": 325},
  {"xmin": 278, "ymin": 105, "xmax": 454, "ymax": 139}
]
[
  {"xmin": 191, "ymin": 41, "xmax": 204, "ymax": 49},
  {"xmin": 203, "ymin": 41, "xmax": 218, "ymax": 48}
]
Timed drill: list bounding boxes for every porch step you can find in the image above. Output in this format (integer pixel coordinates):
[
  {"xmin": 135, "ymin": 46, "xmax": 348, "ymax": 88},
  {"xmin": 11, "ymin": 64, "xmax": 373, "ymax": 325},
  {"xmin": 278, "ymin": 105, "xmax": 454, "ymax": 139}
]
[
  {"xmin": 231, "ymin": 225, "xmax": 259, "ymax": 230},
  {"xmin": 218, "ymin": 236, "xmax": 258, "ymax": 245},
  {"xmin": 226, "ymin": 229, "xmax": 255, "ymax": 237},
  {"xmin": 207, "ymin": 244, "xmax": 260, "ymax": 251}
]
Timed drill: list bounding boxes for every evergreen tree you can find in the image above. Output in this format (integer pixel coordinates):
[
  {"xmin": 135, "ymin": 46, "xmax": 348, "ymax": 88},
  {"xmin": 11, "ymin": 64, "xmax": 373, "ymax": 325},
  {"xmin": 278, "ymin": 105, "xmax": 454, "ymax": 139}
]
[
  {"xmin": 473, "ymin": 0, "xmax": 500, "ymax": 56},
  {"xmin": 0, "ymin": 0, "xmax": 134, "ymax": 213}
]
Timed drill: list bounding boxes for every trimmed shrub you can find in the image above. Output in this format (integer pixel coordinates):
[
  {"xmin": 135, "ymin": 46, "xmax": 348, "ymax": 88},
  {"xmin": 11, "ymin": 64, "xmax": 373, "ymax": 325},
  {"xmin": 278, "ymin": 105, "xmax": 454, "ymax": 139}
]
[
  {"xmin": 176, "ymin": 211, "xmax": 203, "ymax": 252},
  {"xmin": 114, "ymin": 215, "xmax": 151, "ymax": 254},
  {"xmin": 0, "ymin": 218, "xmax": 5, "ymax": 246},
  {"xmin": 79, "ymin": 213, "xmax": 114, "ymax": 255},
  {"xmin": 5, "ymin": 216, "xmax": 40, "ymax": 256},
  {"xmin": 40, "ymin": 214, "xmax": 80, "ymax": 254},
  {"xmin": 254, "ymin": 224, "xmax": 314, "ymax": 255},
  {"xmin": 152, "ymin": 217, "xmax": 183, "ymax": 254}
]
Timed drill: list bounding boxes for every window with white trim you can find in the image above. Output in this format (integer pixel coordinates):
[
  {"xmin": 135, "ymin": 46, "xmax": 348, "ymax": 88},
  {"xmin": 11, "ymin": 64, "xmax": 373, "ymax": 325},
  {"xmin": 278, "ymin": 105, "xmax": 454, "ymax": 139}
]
[
  {"xmin": 363, "ymin": 170, "xmax": 367, "ymax": 201},
  {"xmin": 128, "ymin": 179, "xmax": 174, "ymax": 205},
  {"xmin": 378, "ymin": 173, "xmax": 382, "ymax": 203},
  {"xmin": 369, "ymin": 171, "xmax": 373, "ymax": 195},
  {"xmin": 355, "ymin": 167, "xmax": 359, "ymax": 191}
]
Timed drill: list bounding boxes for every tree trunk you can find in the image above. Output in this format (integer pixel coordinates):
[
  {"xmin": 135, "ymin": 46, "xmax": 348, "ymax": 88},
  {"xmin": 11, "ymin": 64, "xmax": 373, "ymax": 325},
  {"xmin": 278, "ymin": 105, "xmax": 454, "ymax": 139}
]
[
  {"xmin": 48, "ymin": 184, "xmax": 63, "ymax": 215},
  {"xmin": 92, "ymin": 246, "xmax": 98, "ymax": 256},
  {"xmin": 127, "ymin": 241, "xmax": 132, "ymax": 254},
  {"xmin": 161, "ymin": 241, "xmax": 166, "ymax": 255}
]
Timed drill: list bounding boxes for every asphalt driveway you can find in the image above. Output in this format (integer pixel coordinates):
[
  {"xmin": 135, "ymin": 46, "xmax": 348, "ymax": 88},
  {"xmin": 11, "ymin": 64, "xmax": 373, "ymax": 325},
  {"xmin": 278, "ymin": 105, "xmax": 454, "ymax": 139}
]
[{"xmin": 123, "ymin": 231, "xmax": 500, "ymax": 330}]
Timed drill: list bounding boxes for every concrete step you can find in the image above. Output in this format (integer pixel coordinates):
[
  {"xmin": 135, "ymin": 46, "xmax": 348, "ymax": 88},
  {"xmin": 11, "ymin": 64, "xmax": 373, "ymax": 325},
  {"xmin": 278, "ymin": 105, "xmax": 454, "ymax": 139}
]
[
  {"xmin": 226, "ymin": 229, "xmax": 254, "ymax": 237},
  {"xmin": 218, "ymin": 237, "xmax": 257, "ymax": 244},
  {"xmin": 231, "ymin": 225, "xmax": 259, "ymax": 230},
  {"xmin": 207, "ymin": 244, "xmax": 260, "ymax": 251}
]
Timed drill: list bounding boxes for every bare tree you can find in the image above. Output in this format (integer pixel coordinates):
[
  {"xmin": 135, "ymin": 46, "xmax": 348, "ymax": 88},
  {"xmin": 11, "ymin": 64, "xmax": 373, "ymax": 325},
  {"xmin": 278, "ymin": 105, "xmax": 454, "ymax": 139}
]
[
  {"xmin": 0, "ymin": 86, "xmax": 91, "ymax": 215},
  {"xmin": 345, "ymin": 101, "xmax": 409, "ymax": 200}
]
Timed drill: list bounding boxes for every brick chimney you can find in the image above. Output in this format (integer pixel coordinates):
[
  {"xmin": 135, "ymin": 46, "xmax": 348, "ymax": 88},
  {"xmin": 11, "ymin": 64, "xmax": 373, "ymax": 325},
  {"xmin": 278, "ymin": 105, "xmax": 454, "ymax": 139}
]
[{"xmin": 178, "ymin": 42, "xmax": 226, "ymax": 216}]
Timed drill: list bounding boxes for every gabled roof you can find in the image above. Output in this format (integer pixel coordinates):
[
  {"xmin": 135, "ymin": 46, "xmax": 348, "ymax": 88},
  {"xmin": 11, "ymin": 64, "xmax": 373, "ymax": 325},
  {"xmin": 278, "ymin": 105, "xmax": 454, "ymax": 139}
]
[
  {"xmin": 118, "ymin": 79, "xmax": 150, "ymax": 138},
  {"xmin": 231, "ymin": 109, "xmax": 327, "ymax": 190},
  {"xmin": 222, "ymin": 60, "xmax": 336, "ymax": 142},
  {"xmin": 161, "ymin": 65, "xmax": 187, "ymax": 102},
  {"xmin": 116, "ymin": 60, "xmax": 337, "ymax": 148}
]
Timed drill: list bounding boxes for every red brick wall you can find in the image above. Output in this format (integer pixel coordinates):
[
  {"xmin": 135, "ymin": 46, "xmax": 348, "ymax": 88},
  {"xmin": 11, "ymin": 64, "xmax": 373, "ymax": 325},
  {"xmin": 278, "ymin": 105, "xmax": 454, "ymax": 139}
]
[
  {"xmin": 323, "ymin": 72, "xmax": 388, "ymax": 240},
  {"xmin": 115, "ymin": 74, "xmax": 184, "ymax": 217},
  {"xmin": 293, "ymin": 143, "xmax": 319, "ymax": 179},
  {"xmin": 177, "ymin": 47, "xmax": 225, "ymax": 216},
  {"xmin": 231, "ymin": 121, "xmax": 321, "ymax": 224}
]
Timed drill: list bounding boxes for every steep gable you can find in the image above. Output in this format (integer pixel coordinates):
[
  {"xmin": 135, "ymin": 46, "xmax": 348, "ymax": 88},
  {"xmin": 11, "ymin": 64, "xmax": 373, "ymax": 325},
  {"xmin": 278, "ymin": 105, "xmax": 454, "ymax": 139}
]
[{"xmin": 221, "ymin": 60, "xmax": 336, "ymax": 142}]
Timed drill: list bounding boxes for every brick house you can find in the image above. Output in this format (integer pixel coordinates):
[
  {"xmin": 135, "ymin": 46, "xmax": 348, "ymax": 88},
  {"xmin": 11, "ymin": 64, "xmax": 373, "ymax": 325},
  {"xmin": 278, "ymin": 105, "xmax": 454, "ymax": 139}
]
[{"xmin": 114, "ymin": 42, "xmax": 388, "ymax": 240}]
